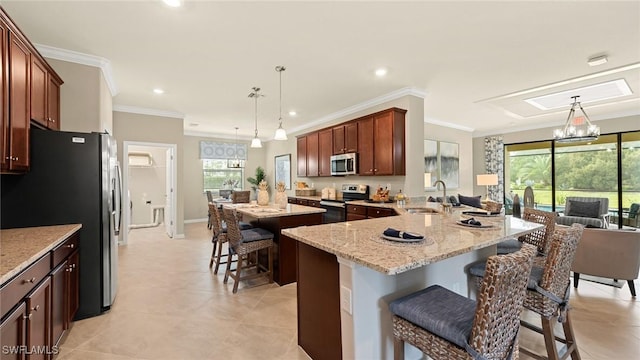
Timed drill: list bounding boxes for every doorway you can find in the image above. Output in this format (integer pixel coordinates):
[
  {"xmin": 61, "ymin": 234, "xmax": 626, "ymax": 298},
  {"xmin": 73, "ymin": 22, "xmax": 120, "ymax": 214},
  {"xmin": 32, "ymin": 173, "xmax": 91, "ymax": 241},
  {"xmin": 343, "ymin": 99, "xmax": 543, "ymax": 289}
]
[{"xmin": 121, "ymin": 141, "xmax": 177, "ymax": 245}]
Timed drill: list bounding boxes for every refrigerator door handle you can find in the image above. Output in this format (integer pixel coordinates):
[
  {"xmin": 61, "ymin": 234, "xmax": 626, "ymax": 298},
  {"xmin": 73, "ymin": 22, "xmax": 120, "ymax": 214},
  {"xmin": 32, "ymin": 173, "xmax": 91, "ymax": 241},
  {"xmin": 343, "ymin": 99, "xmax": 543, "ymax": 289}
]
[{"xmin": 113, "ymin": 161, "xmax": 123, "ymax": 236}]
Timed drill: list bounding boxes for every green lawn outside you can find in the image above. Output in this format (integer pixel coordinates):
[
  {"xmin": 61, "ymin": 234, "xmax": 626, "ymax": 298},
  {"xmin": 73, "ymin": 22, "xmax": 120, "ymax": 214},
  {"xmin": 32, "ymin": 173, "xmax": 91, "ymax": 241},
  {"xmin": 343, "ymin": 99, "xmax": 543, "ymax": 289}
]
[{"xmin": 510, "ymin": 190, "xmax": 640, "ymax": 210}]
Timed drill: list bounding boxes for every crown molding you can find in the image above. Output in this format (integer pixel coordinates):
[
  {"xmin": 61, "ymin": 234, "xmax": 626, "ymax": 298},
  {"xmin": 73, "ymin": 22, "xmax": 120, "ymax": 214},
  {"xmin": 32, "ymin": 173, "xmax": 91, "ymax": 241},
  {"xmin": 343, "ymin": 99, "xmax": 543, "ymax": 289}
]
[
  {"xmin": 113, "ymin": 105, "xmax": 184, "ymax": 119},
  {"xmin": 287, "ymin": 87, "xmax": 427, "ymax": 135},
  {"xmin": 424, "ymin": 117, "xmax": 475, "ymax": 132},
  {"xmin": 183, "ymin": 130, "xmax": 253, "ymax": 141},
  {"xmin": 34, "ymin": 43, "xmax": 119, "ymax": 96}
]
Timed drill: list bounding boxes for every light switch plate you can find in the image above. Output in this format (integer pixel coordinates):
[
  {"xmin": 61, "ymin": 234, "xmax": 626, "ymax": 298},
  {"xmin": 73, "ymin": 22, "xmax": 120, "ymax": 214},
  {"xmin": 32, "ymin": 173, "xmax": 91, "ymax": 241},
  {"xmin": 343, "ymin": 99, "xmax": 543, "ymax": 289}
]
[{"xmin": 340, "ymin": 286, "xmax": 352, "ymax": 315}]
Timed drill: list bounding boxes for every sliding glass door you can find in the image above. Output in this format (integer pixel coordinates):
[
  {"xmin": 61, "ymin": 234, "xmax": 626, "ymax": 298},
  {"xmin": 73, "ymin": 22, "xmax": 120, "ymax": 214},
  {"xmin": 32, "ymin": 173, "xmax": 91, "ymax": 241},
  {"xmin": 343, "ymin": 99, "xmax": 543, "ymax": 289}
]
[{"xmin": 621, "ymin": 132, "xmax": 640, "ymax": 229}]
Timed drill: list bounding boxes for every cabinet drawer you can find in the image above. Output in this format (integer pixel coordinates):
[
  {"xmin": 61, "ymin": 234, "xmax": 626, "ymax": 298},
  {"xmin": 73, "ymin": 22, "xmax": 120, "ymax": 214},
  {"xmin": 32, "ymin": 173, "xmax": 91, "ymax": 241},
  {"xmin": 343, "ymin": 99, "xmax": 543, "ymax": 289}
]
[
  {"xmin": 307, "ymin": 200, "xmax": 320, "ymax": 208},
  {"xmin": 1, "ymin": 252, "xmax": 51, "ymax": 319},
  {"xmin": 346, "ymin": 205, "xmax": 367, "ymax": 216},
  {"xmin": 367, "ymin": 207, "xmax": 396, "ymax": 218},
  {"xmin": 288, "ymin": 197, "xmax": 297, "ymax": 204},
  {"xmin": 52, "ymin": 232, "xmax": 79, "ymax": 268},
  {"xmin": 296, "ymin": 199, "xmax": 309, "ymax": 206}
]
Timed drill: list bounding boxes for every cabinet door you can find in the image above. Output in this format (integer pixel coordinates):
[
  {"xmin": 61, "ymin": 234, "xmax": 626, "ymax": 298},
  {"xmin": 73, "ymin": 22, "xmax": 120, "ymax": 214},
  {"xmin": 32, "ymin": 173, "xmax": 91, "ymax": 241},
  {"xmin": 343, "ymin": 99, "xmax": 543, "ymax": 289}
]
[
  {"xmin": 306, "ymin": 132, "xmax": 319, "ymax": 177},
  {"xmin": 25, "ymin": 277, "xmax": 51, "ymax": 360},
  {"xmin": 67, "ymin": 251, "xmax": 79, "ymax": 324},
  {"xmin": 1, "ymin": 19, "xmax": 8, "ymax": 172},
  {"xmin": 0, "ymin": 302, "xmax": 27, "ymax": 360},
  {"xmin": 344, "ymin": 122, "xmax": 358, "ymax": 153},
  {"xmin": 332, "ymin": 125, "xmax": 345, "ymax": 154},
  {"xmin": 50, "ymin": 263, "xmax": 66, "ymax": 347},
  {"xmin": 346, "ymin": 213, "xmax": 367, "ymax": 221},
  {"xmin": 318, "ymin": 129, "xmax": 332, "ymax": 177},
  {"xmin": 30, "ymin": 57, "xmax": 47, "ymax": 127},
  {"xmin": 357, "ymin": 116, "xmax": 374, "ymax": 175},
  {"xmin": 297, "ymin": 137, "xmax": 307, "ymax": 177},
  {"xmin": 373, "ymin": 111, "xmax": 394, "ymax": 175},
  {"xmin": 46, "ymin": 76, "xmax": 61, "ymax": 131},
  {"xmin": 8, "ymin": 32, "xmax": 30, "ymax": 172}
]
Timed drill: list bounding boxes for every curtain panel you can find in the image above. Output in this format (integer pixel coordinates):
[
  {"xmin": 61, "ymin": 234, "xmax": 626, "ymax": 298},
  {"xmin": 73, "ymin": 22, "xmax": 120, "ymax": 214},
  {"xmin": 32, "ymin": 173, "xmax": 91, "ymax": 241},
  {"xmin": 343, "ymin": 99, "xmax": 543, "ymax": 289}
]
[{"xmin": 199, "ymin": 141, "xmax": 247, "ymax": 160}]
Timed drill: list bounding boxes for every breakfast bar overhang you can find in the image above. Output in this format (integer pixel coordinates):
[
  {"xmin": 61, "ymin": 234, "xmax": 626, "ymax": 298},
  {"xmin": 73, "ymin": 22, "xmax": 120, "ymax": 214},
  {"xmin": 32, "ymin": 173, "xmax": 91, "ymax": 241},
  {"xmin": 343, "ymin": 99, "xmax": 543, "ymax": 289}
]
[{"xmin": 282, "ymin": 207, "xmax": 544, "ymax": 360}]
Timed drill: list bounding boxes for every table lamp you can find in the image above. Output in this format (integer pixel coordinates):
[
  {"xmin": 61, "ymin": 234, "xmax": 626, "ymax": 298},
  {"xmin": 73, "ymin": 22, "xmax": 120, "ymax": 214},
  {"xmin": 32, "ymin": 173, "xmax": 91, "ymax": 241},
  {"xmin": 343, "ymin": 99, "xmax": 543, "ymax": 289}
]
[{"xmin": 477, "ymin": 174, "xmax": 498, "ymax": 201}]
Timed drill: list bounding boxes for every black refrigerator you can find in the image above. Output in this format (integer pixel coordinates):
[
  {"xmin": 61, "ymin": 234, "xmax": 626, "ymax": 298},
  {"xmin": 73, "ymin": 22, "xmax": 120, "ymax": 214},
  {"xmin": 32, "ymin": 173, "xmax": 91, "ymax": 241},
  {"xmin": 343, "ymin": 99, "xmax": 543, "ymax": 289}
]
[{"xmin": 1, "ymin": 128, "xmax": 122, "ymax": 320}]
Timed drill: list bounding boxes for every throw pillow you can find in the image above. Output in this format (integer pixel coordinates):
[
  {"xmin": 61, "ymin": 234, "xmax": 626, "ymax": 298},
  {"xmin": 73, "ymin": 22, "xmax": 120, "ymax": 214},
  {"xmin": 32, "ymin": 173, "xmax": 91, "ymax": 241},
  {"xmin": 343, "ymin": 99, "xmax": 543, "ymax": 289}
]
[
  {"xmin": 458, "ymin": 194, "xmax": 482, "ymax": 209},
  {"xmin": 566, "ymin": 200, "xmax": 600, "ymax": 218}
]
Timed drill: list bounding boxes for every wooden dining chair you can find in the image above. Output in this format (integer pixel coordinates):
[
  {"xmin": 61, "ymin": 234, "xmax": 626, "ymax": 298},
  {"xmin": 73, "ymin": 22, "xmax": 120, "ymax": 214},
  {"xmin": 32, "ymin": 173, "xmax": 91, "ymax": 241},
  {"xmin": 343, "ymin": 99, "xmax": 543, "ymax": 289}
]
[{"xmin": 208, "ymin": 203, "xmax": 252, "ymax": 274}]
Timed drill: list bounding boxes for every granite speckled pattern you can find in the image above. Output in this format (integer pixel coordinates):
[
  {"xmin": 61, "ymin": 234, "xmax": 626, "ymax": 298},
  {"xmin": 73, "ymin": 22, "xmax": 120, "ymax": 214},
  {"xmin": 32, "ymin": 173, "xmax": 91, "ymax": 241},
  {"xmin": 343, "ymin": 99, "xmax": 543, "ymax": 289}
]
[
  {"xmin": 225, "ymin": 203, "xmax": 325, "ymax": 219},
  {"xmin": 1, "ymin": 224, "xmax": 82, "ymax": 284},
  {"xmin": 282, "ymin": 210, "xmax": 542, "ymax": 275}
]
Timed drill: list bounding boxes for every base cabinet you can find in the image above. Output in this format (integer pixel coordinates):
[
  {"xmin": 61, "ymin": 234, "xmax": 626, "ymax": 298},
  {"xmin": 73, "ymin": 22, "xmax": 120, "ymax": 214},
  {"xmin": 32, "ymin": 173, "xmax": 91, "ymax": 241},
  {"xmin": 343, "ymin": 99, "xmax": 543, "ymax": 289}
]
[
  {"xmin": 0, "ymin": 302, "xmax": 27, "ymax": 360},
  {"xmin": 346, "ymin": 204, "xmax": 397, "ymax": 221}
]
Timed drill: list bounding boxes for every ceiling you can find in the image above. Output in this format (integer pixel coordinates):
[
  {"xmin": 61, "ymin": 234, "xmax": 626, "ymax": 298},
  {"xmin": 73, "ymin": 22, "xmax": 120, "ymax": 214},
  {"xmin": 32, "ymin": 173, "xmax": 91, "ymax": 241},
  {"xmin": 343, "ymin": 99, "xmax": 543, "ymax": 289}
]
[{"xmin": 3, "ymin": 0, "xmax": 640, "ymax": 140}]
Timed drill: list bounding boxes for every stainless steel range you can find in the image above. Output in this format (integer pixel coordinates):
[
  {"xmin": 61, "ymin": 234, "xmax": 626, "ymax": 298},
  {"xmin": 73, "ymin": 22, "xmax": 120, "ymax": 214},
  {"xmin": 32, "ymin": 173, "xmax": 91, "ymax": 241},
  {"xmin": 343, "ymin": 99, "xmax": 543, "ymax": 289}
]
[{"xmin": 320, "ymin": 184, "xmax": 369, "ymax": 223}]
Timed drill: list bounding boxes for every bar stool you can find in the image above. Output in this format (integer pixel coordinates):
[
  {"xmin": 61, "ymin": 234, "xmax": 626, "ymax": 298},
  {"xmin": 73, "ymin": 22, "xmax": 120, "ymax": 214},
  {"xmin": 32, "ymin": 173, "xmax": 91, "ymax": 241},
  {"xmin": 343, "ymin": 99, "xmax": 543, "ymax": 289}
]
[
  {"xmin": 222, "ymin": 207, "xmax": 274, "ymax": 293},
  {"xmin": 389, "ymin": 244, "xmax": 536, "ymax": 360},
  {"xmin": 497, "ymin": 208, "xmax": 557, "ymax": 261},
  {"xmin": 469, "ymin": 224, "xmax": 585, "ymax": 360},
  {"xmin": 207, "ymin": 203, "xmax": 252, "ymax": 274}
]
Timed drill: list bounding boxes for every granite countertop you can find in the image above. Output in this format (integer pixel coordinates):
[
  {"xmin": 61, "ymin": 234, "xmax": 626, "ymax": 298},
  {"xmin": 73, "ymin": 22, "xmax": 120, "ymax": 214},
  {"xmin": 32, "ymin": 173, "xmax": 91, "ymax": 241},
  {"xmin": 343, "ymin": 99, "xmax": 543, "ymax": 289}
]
[
  {"xmin": 225, "ymin": 203, "xmax": 326, "ymax": 219},
  {"xmin": 282, "ymin": 210, "xmax": 542, "ymax": 275},
  {"xmin": 1, "ymin": 224, "xmax": 82, "ymax": 284}
]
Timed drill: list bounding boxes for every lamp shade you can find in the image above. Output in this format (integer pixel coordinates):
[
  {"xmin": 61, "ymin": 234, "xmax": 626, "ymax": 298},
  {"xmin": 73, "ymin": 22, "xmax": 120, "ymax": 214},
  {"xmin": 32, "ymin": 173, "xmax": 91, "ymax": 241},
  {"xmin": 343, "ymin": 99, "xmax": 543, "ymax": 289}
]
[
  {"xmin": 477, "ymin": 174, "xmax": 498, "ymax": 186},
  {"xmin": 274, "ymin": 127, "xmax": 287, "ymax": 140},
  {"xmin": 250, "ymin": 137, "xmax": 262, "ymax": 148},
  {"xmin": 424, "ymin": 173, "xmax": 432, "ymax": 188}
]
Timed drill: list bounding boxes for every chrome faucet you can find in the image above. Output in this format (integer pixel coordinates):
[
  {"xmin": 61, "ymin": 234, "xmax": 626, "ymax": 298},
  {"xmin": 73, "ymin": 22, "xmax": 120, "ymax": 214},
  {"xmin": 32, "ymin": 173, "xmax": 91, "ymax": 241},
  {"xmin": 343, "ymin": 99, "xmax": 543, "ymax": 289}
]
[{"xmin": 433, "ymin": 180, "xmax": 451, "ymax": 213}]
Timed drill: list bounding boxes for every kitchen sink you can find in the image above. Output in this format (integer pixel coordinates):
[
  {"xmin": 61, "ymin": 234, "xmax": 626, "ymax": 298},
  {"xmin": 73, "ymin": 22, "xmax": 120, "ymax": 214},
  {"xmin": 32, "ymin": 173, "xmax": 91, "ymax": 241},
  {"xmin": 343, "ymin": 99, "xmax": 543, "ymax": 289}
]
[{"xmin": 405, "ymin": 207, "xmax": 441, "ymax": 214}]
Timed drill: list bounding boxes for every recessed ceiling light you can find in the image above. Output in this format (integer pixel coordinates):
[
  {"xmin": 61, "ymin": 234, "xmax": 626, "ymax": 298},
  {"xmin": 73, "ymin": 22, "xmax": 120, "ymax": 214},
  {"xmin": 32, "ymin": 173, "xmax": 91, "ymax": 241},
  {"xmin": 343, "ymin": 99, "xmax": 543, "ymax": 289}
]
[
  {"xmin": 153, "ymin": 88, "xmax": 164, "ymax": 94},
  {"xmin": 289, "ymin": 111, "xmax": 297, "ymax": 116},
  {"xmin": 163, "ymin": 0, "xmax": 182, "ymax": 7},
  {"xmin": 375, "ymin": 68, "xmax": 388, "ymax": 77},
  {"xmin": 588, "ymin": 55, "xmax": 608, "ymax": 67}
]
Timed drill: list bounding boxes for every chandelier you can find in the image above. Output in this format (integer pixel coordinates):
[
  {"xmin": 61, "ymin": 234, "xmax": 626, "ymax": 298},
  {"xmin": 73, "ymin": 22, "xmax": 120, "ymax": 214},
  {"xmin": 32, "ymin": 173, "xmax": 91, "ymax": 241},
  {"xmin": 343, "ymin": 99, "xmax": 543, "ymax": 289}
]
[
  {"xmin": 274, "ymin": 66, "xmax": 288, "ymax": 140},
  {"xmin": 227, "ymin": 127, "xmax": 245, "ymax": 168},
  {"xmin": 248, "ymin": 87, "xmax": 263, "ymax": 148},
  {"xmin": 553, "ymin": 96, "xmax": 600, "ymax": 143}
]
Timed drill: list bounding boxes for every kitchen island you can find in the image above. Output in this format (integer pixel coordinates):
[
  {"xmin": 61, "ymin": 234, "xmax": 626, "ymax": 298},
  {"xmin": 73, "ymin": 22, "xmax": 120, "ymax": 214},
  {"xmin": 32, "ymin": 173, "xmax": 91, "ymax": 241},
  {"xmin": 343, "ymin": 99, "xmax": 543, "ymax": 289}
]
[
  {"xmin": 229, "ymin": 203, "xmax": 325, "ymax": 285},
  {"xmin": 282, "ymin": 206, "xmax": 543, "ymax": 360}
]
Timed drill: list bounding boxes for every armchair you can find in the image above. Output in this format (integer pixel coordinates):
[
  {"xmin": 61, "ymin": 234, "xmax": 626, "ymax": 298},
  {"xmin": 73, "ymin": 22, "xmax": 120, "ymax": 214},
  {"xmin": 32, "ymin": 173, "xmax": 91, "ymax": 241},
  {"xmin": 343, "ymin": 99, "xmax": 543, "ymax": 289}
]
[
  {"xmin": 556, "ymin": 196, "xmax": 609, "ymax": 228},
  {"xmin": 623, "ymin": 203, "xmax": 639, "ymax": 228}
]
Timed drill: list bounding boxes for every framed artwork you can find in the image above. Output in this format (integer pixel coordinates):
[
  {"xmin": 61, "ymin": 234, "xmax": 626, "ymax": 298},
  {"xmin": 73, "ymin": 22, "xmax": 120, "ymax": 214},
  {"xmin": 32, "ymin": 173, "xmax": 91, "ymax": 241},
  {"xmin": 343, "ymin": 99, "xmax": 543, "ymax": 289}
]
[
  {"xmin": 424, "ymin": 140, "xmax": 459, "ymax": 190},
  {"xmin": 275, "ymin": 154, "xmax": 292, "ymax": 190}
]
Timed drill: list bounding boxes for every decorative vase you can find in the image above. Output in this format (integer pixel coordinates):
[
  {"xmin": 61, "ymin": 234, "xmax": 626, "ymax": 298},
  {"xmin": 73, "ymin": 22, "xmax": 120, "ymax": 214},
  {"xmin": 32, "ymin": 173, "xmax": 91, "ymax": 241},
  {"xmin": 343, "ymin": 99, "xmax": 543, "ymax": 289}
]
[
  {"xmin": 257, "ymin": 179, "xmax": 269, "ymax": 206},
  {"xmin": 275, "ymin": 192, "xmax": 287, "ymax": 209}
]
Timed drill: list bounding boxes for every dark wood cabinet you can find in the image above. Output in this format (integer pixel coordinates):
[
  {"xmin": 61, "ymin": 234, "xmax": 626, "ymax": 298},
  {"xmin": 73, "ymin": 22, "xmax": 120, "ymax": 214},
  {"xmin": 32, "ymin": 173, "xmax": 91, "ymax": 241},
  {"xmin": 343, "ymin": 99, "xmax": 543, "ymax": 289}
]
[
  {"xmin": 288, "ymin": 197, "xmax": 297, "ymax": 204},
  {"xmin": 318, "ymin": 129, "xmax": 332, "ymax": 177},
  {"xmin": 346, "ymin": 204, "xmax": 397, "ymax": 221},
  {"xmin": 296, "ymin": 198, "xmax": 309, "ymax": 206},
  {"xmin": 50, "ymin": 262, "xmax": 66, "ymax": 348},
  {"xmin": 0, "ymin": 302, "xmax": 27, "ymax": 360},
  {"xmin": 25, "ymin": 277, "xmax": 51, "ymax": 360},
  {"xmin": 357, "ymin": 108, "xmax": 406, "ymax": 176},
  {"xmin": 306, "ymin": 132, "xmax": 319, "ymax": 177},
  {"xmin": 367, "ymin": 207, "xmax": 396, "ymax": 218},
  {"xmin": 297, "ymin": 136, "xmax": 307, "ymax": 177},
  {"xmin": 332, "ymin": 122, "xmax": 357, "ymax": 154},
  {"xmin": 66, "ymin": 251, "xmax": 79, "ymax": 325},
  {"xmin": 1, "ymin": 8, "xmax": 63, "ymax": 173}
]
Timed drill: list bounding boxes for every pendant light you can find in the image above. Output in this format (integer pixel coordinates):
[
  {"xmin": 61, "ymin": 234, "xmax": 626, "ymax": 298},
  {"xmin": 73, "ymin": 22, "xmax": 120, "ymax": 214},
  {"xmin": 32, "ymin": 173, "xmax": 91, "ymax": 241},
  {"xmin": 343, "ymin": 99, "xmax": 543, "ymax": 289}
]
[
  {"xmin": 248, "ymin": 87, "xmax": 263, "ymax": 148},
  {"xmin": 227, "ymin": 127, "xmax": 245, "ymax": 168},
  {"xmin": 553, "ymin": 95, "xmax": 600, "ymax": 143},
  {"xmin": 274, "ymin": 66, "xmax": 288, "ymax": 140}
]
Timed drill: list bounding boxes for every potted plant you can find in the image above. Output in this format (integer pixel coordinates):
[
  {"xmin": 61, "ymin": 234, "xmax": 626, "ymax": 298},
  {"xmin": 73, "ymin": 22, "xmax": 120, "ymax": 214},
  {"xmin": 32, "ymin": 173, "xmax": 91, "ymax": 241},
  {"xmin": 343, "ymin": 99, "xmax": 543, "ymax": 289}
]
[{"xmin": 247, "ymin": 166, "xmax": 267, "ymax": 198}]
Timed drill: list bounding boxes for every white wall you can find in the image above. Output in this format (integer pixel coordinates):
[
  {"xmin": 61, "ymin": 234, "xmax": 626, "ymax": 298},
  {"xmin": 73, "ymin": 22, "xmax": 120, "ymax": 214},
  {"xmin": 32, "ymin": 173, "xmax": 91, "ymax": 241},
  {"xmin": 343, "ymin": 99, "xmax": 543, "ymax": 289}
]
[{"xmin": 128, "ymin": 146, "xmax": 167, "ymax": 225}]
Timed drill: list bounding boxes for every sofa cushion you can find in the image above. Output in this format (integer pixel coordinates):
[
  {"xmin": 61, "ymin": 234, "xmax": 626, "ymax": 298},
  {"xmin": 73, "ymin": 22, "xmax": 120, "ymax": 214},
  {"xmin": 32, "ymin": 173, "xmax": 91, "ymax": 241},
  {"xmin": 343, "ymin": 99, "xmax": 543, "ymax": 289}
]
[
  {"xmin": 458, "ymin": 194, "xmax": 482, "ymax": 209},
  {"xmin": 566, "ymin": 200, "xmax": 600, "ymax": 218}
]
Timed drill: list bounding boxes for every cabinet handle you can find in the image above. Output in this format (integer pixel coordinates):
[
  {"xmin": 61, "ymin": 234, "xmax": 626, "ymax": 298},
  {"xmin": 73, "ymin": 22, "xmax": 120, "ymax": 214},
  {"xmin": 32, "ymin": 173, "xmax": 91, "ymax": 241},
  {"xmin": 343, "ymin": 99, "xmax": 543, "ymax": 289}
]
[
  {"xmin": 5, "ymin": 156, "xmax": 10, "ymax": 160},
  {"xmin": 67, "ymin": 243, "xmax": 75, "ymax": 249},
  {"xmin": 72, "ymin": 263, "xmax": 76, "ymax": 269},
  {"xmin": 13, "ymin": 157, "xmax": 18, "ymax": 161},
  {"xmin": 23, "ymin": 313, "xmax": 32, "ymax": 320},
  {"xmin": 23, "ymin": 277, "xmax": 36, "ymax": 284},
  {"xmin": 31, "ymin": 305, "xmax": 40, "ymax": 312},
  {"xmin": 50, "ymin": 119, "xmax": 56, "ymax": 123}
]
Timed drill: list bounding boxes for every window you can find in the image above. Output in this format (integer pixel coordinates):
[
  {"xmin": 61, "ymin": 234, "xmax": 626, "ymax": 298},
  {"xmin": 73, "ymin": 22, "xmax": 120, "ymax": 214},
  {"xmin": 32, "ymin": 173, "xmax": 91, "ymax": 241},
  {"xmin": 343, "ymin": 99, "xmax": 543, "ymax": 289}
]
[{"xmin": 202, "ymin": 159, "xmax": 243, "ymax": 193}]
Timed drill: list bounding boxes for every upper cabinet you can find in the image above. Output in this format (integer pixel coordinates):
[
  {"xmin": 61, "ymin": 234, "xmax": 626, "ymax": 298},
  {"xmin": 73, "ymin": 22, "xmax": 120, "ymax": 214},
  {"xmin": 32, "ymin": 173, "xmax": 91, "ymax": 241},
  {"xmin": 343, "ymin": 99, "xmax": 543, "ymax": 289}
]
[
  {"xmin": 296, "ymin": 107, "xmax": 406, "ymax": 177},
  {"xmin": 0, "ymin": 7, "xmax": 63, "ymax": 173},
  {"xmin": 332, "ymin": 122, "xmax": 357, "ymax": 155},
  {"xmin": 30, "ymin": 56, "xmax": 62, "ymax": 130}
]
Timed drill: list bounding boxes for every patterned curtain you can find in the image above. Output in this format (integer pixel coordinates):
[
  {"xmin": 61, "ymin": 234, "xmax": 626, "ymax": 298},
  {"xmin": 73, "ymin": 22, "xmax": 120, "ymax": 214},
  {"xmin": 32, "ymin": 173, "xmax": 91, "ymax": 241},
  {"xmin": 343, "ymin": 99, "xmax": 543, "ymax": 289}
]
[
  {"xmin": 199, "ymin": 141, "xmax": 247, "ymax": 160},
  {"xmin": 484, "ymin": 136, "xmax": 504, "ymax": 202}
]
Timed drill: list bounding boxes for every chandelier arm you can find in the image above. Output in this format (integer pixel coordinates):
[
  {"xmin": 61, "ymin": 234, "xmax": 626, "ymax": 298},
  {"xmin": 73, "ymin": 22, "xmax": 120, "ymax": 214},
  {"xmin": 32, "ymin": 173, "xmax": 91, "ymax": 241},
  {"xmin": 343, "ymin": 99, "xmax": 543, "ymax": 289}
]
[
  {"xmin": 577, "ymin": 103, "xmax": 594, "ymax": 126},
  {"xmin": 562, "ymin": 105, "xmax": 576, "ymax": 134}
]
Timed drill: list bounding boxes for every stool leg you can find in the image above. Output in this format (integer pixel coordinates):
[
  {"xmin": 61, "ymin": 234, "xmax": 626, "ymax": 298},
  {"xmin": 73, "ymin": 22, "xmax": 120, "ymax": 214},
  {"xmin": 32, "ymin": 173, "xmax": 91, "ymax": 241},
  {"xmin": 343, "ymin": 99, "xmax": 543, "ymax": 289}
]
[
  {"xmin": 562, "ymin": 312, "xmax": 581, "ymax": 360},
  {"xmin": 224, "ymin": 251, "xmax": 233, "ymax": 283},
  {"xmin": 393, "ymin": 336, "xmax": 404, "ymax": 360},
  {"xmin": 232, "ymin": 255, "xmax": 244, "ymax": 294},
  {"xmin": 213, "ymin": 240, "xmax": 224, "ymax": 274},
  {"xmin": 268, "ymin": 246, "xmax": 273, "ymax": 284},
  {"xmin": 209, "ymin": 239, "xmax": 217, "ymax": 268},
  {"xmin": 542, "ymin": 317, "xmax": 560, "ymax": 360}
]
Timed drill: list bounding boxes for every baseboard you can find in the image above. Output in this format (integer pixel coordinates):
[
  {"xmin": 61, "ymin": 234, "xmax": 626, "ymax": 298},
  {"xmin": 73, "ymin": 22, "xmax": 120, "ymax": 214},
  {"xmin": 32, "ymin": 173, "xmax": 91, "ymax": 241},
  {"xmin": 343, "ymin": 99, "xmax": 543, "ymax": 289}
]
[{"xmin": 184, "ymin": 218, "xmax": 207, "ymax": 224}]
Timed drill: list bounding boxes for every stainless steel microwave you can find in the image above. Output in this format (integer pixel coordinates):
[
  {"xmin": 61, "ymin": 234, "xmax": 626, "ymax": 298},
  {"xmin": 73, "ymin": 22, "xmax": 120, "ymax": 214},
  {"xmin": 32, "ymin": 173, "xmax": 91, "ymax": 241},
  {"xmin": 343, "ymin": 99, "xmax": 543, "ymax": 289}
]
[{"xmin": 330, "ymin": 153, "xmax": 357, "ymax": 176}]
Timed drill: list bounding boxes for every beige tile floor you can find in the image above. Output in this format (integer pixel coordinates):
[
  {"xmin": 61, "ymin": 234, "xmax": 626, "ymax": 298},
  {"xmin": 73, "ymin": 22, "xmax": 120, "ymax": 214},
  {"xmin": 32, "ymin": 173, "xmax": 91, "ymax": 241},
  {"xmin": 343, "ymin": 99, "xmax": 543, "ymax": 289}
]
[{"xmin": 56, "ymin": 223, "xmax": 639, "ymax": 360}]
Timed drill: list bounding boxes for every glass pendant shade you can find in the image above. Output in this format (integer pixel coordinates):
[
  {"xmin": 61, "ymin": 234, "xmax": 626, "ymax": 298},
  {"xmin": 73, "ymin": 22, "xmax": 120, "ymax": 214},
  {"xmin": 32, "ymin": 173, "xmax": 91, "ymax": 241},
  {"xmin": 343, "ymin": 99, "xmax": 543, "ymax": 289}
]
[
  {"xmin": 553, "ymin": 96, "xmax": 600, "ymax": 143},
  {"xmin": 251, "ymin": 137, "xmax": 262, "ymax": 148},
  {"xmin": 274, "ymin": 66, "xmax": 288, "ymax": 141}
]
